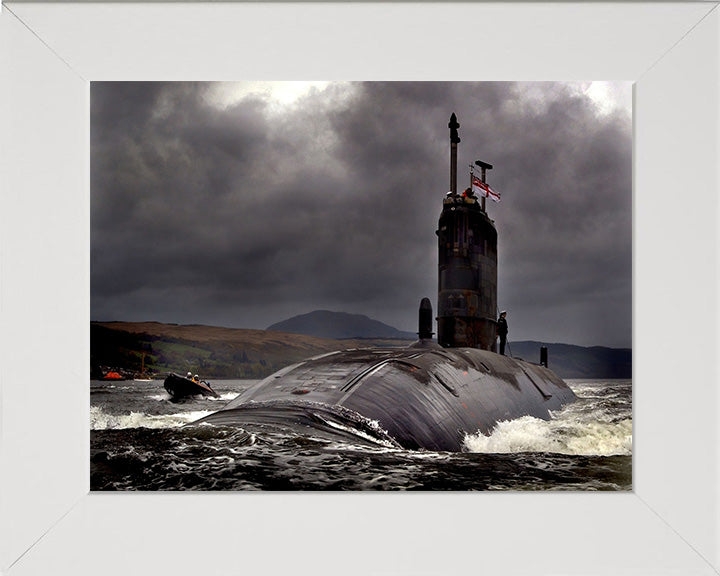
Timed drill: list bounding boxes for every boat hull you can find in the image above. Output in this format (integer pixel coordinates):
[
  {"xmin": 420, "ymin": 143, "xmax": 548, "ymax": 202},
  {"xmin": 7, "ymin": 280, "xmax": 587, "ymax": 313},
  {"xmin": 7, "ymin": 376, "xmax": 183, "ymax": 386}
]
[{"xmin": 164, "ymin": 373, "xmax": 219, "ymax": 400}]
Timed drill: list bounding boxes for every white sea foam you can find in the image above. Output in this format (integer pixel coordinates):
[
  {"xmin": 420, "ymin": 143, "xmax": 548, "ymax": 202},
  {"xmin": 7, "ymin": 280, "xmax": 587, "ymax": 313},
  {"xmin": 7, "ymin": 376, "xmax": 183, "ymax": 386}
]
[
  {"xmin": 464, "ymin": 414, "xmax": 632, "ymax": 456},
  {"xmin": 463, "ymin": 379, "xmax": 633, "ymax": 456},
  {"xmin": 314, "ymin": 414, "xmax": 398, "ymax": 448},
  {"xmin": 90, "ymin": 406, "xmax": 215, "ymax": 430},
  {"xmin": 207, "ymin": 392, "xmax": 237, "ymax": 401}
]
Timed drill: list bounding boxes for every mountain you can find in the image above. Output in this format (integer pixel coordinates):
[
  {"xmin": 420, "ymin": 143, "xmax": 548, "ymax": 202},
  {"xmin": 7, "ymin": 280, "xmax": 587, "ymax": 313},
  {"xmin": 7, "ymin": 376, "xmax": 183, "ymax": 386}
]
[
  {"xmin": 265, "ymin": 312, "xmax": 631, "ymax": 378},
  {"xmin": 267, "ymin": 310, "xmax": 417, "ymax": 340}
]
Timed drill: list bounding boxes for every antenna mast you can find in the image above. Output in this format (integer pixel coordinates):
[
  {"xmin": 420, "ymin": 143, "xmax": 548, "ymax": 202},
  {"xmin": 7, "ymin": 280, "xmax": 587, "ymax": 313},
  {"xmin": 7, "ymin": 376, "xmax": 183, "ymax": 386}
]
[{"xmin": 448, "ymin": 113, "xmax": 460, "ymax": 195}]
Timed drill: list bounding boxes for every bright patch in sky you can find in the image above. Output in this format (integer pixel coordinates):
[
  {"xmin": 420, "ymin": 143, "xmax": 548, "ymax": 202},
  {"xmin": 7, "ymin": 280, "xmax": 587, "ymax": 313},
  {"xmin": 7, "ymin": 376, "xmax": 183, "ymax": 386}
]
[
  {"xmin": 582, "ymin": 81, "xmax": 632, "ymax": 116},
  {"xmin": 208, "ymin": 81, "xmax": 332, "ymax": 108},
  {"xmin": 207, "ymin": 80, "xmax": 631, "ymax": 119}
]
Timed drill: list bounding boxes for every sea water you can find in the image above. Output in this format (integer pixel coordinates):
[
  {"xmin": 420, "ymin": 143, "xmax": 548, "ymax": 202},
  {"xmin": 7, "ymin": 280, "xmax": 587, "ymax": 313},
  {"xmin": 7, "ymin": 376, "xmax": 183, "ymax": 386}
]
[{"xmin": 90, "ymin": 379, "xmax": 632, "ymax": 491}]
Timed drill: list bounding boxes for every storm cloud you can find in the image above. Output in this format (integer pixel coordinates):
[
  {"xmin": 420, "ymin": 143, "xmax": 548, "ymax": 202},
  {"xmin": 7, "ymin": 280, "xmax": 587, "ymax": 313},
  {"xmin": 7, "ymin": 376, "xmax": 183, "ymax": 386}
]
[{"xmin": 91, "ymin": 81, "xmax": 632, "ymax": 347}]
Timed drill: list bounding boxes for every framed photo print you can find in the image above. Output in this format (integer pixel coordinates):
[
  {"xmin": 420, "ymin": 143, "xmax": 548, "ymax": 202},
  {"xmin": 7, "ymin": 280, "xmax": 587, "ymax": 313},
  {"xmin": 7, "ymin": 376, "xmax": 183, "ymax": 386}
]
[{"xmin": 1, "ymin": 2, "xmax": 718, "ymax": 575}]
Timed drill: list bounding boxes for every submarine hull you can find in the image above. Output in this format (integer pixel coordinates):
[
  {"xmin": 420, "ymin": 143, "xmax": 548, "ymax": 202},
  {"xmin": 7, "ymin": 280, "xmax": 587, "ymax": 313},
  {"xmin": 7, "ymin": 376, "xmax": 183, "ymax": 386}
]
[{"xmin": 196, "ymin": 342, "xmax": 575, "ymax": 451}]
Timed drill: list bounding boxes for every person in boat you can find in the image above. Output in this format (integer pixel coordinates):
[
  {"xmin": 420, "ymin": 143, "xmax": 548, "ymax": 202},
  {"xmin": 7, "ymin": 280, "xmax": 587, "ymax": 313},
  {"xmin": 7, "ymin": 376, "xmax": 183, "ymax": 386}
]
[
  {"xmin": 193, "ymin": 374, "xmax": 200, "ymax": 383},
  {"xmin": 497, "ymin": 310, "xmax": 508, "ymax": 356},
  {"xmin": 187, "ymin": 371, "xmax": 193, "ymax": 380}
]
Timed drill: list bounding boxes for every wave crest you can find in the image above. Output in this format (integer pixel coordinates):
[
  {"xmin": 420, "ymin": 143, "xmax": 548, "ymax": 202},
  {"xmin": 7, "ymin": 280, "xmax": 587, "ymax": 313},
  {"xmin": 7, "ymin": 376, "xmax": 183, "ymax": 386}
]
[
  {"xmin": 464, "ymin": 415, "xmax": 632, "ymax": 456},
  {"xmin": 91, "ymin": 406, "xmax": 215, "ymax": 430}
]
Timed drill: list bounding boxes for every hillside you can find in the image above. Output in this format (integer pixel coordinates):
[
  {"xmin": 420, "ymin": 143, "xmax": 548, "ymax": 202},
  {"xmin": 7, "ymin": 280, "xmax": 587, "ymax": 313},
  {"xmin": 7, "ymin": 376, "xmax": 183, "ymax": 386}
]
[
  {"xmin": 267, "ymin": 310, "xmax": 416, "ymax": 340},
  {"xmin": 91, "ymin": 321, "xmax": 631, "ymax": 380},
  {"xmin": 90, "ymin": 321, "xmax": 410, "ymax": 380}
]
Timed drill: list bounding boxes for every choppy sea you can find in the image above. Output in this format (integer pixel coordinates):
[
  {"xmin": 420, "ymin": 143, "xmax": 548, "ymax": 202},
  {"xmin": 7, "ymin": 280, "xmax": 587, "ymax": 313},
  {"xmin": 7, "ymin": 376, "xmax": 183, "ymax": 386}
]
[{"xmin": 90, "ymin": 378, "xmax": 632, "ymax": 491}]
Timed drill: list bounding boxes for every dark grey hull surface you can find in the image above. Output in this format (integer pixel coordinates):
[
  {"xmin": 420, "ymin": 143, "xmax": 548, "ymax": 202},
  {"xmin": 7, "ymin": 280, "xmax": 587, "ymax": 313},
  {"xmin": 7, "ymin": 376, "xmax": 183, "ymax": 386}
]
[{"xmin": 196, "ymin": 341, "xmax": 576, "ymax": 451}]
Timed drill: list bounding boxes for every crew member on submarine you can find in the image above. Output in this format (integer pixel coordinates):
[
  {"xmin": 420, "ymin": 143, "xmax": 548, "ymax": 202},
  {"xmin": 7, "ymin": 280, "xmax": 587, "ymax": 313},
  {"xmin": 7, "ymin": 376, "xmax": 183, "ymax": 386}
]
[
  {"xmin": 193, "ymin": 113, "xmax": 576, "ymax": 452},
  {"xmin": 497, "ymin": 311, "xmax": 508, "ymax": 355}
]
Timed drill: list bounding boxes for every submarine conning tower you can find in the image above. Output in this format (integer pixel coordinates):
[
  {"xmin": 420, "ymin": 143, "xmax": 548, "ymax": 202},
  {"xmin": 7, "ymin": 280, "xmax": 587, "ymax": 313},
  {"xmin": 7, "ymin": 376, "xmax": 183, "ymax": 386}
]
[{"xmin": 437, "ymin": 113, "xmax": 498, "ymax": 349}]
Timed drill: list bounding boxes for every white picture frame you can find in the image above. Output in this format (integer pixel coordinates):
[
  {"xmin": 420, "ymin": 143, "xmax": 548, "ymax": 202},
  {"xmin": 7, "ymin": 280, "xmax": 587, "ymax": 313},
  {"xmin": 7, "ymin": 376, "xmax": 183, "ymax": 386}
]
[{"xmin": 1, "ymin": 2, "xmax": 718, "ymax": 575}]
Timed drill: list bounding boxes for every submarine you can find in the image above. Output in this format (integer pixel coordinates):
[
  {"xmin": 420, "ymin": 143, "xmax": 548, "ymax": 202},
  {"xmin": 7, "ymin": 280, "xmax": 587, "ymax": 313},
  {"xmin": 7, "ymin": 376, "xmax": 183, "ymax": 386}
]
[{"xmin": 195, "ymin": 114, "xmax": 576, "ymax": 451}]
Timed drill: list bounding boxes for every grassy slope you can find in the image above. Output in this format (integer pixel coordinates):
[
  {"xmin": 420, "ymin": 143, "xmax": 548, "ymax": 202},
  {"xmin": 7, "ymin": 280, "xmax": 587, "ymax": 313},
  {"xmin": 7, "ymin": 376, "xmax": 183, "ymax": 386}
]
[{"xmin": 91, "ymin": 321, "xmax": 411, "ymax": 379}]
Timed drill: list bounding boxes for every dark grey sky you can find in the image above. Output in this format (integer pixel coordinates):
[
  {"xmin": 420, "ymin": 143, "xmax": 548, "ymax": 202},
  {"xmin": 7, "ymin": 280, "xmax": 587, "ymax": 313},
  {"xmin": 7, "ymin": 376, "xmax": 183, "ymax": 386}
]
[{"xmin": 91, "ymin": 81, "xmax": 632, "ymax": 347}]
